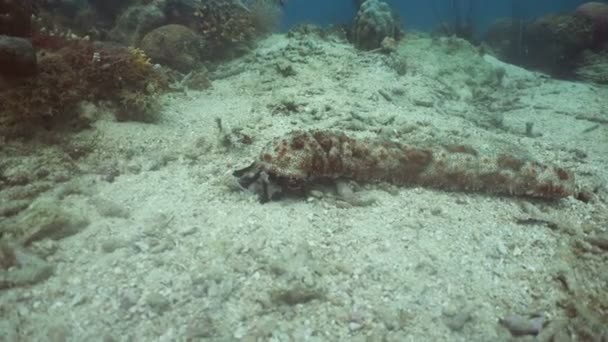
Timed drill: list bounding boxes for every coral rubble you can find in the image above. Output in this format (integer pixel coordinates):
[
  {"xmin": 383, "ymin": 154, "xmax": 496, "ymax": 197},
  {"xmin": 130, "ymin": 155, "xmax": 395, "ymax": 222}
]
[{"xmin": 234, "ymin": 130, "xmax": 575, "ymax": 202}]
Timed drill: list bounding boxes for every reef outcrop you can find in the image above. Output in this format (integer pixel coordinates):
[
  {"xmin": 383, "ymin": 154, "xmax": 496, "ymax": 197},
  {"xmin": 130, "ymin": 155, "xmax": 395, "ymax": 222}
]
[{"xmin": 353, "ymin": 0, "xmax": 401, "ymax": 50}]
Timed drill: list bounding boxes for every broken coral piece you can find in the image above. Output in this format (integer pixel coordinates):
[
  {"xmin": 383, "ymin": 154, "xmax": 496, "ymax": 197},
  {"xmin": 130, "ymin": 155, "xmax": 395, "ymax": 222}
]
[{"xmin": 234, "ymin": 130, "xmax": 575, "ymax": 202}]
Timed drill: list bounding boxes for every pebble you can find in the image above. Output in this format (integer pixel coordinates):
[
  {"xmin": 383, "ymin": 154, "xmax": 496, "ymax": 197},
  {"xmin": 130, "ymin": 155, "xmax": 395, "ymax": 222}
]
[
  {"xmin": 348, "ymin": 322, "xmax": 363, "ymax": 331},
  {"xmin": 18, "ymin": 201, "xmax": 89, "ymax": 245},
  {"xmin": 442, "ymin": 300, "xmax": 473, "ymax": 331},
  {"xmin": 90, "ymin": 197, "xmax": 130, "ymax": 218},
  {"xmin": 443, "ymin": 310, "xmax": 472, "ymax": 331},
  {"xmin": 185, "ymin": 317, "xmax": 215, "ymax": 339},
  {"xmin": 70, "ymin": 293, "xmax": 87, "ymax": 307},
  {"xmin": 179, "ymin": 226, "xmax": 198, "ymax": 236},
  {"xmin": 46, "ymin": 324, "xmax": 69, "ymax": 342},
  {"xmin": 499, "ymin": 314, "xmax": 545, "ymax": 337},
  {"xmin": 335, "ymin": 180, "xmax": 354, "ymax": 198},
  {"xmin": 430, "ymin": 207, "xmax": 443, "ymax": 216},
  {"xmin": 146, "ymin": 292, "xmax": 171, "ymax": 314},
  {"xmin": 120, "ymin": 289, "xmax": 140, "ymax": 310},
  {"xmin": 100, "ymin": 239, "xmax": 126, "ymax": 253},
  {"xmin": 309, "ymin": 190, "xmax": 324, "ymax": 199}
]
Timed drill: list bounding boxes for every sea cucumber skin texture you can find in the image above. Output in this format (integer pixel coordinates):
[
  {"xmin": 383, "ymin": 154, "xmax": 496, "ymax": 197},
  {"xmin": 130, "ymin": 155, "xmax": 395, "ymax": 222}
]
[{"xmin": 252, "ymin": 130, "xmax": 575, "ymax": 200}]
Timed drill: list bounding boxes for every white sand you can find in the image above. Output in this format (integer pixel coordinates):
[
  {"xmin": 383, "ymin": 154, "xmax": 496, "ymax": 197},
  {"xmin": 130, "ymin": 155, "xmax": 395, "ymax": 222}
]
[{"xmin": 1, "ymin": 33, "xmax": 607, "ymax": 341}]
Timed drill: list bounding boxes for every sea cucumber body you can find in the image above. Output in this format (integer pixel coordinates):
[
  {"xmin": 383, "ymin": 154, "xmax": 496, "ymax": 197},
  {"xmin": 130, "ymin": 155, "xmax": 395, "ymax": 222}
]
[{"xmin": 252, "ymin": 130, "xmax": 575, "ymax": 199}]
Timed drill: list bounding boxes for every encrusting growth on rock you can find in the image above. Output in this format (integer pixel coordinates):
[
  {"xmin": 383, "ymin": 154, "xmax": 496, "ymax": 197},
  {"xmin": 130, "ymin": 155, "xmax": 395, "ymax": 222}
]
[{"xmin": 234, "ymin": 130, "xmax": 575, "ymax": 202}]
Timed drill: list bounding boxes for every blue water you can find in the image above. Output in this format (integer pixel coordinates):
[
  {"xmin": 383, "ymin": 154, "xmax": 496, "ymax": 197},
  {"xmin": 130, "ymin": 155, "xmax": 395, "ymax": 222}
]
[{"xmin": 280, "ymin": 0, "xmax": 593, "ymax": 33}]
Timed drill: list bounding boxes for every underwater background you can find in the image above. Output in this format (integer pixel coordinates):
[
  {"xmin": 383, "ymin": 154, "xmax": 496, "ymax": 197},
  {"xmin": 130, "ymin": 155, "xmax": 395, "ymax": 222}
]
[
  {"xmin": 281, "ymin": 0, "xmax": 593, "ymax": 32},
  {"xmin": 1, "ymin": 0, "xmax": 607, "ymax": 341}
]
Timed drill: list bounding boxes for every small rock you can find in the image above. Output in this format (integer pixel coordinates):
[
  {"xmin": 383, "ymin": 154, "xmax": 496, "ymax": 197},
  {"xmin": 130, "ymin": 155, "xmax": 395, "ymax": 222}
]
[
  {"xmin": 413, "ymin": 98, "xmax": 434, "ymax": 107},
  {"xmin": 391, "ymin": 87, "xmax": 405, "ymax": 95},
  {"xmin": 430, "ymin": 207, "xmax": 443, "ymax": 216},
  {"xmin": 182, "ymin": 69, "xmax": 212, "ymax": 91},
  {"xmin": 378, "ymin": 89, "xmax": 393, "ymax": 102},
  {"xmin": 101, "ymin": 334, "xmax": 118, "ymax": 342},
  {"xmin": 0, "ymin": 319, "xmax": 18, "ymax": 342},
  {"xmin": 271, "ymin": 285, "xmax": 324, "ymax": 305},
  {"xmin": 276, "ymin": 60, "xmax": 296, "ymax": 77},
  {"xmin": 0, "ymin": 199, "xmax": 30, "ymax": 217},
  {"xmin": 442, "ymin": 300, "xmax": 473, "ymax": 332},
  {"xmin": 120, "ymin": 289, "xmax": 140, "ymax": 311},
  {"xmin": 47, "ymin": 324, "xmax": 69, "ymax": 342},
  {"xmin": 185, "ymin": 316, "xmax": 215, "ymax": 339},
  {"xmin": 348, "ymin": 322, "xmax": 363, "ymax": 331},
  {"xmin": 16, "ymin": 201, "xmax": 90, "ymax": 245},
  {"xmin": 308, "ymin": 190, "xmax": 325, "ymax": 199},
  {"xmin": 100, "ymin": 238, "xmax": 126, "ymax": 253},
  {"xmin": 29, "ymin": 239, "xmax": 60, "ymax": 258},
  {"xmin": 335, "ymin": 180, "xmax": 354, "ymax": 198},
  {"xmin": 0, "ymin": 241, "xmax": 17, "ymax": 270},
  {"xmin": 146, "ymin": 292, "xmax": 171, "ymax": 314},
  {"xmin": 499, "ymin": 314, "xmax": 545, "ymax": 337},
  {"xmin": 90, "ymin": 197, "xmax": 130, "ymax": 218},
  {"xmin": 0, "ymin": 245, "xmax": 54, "ymax": 289},
  {"xmin": 443, "ymin": 310, "xmax": 472, "ymax": 331},
  {"xmin": 179, "ymin": 226, "xmax": 198, "ymax": 236},
  {"xmin": 380, "ymin": 36, "xmax": 397, "ymax": 53}
]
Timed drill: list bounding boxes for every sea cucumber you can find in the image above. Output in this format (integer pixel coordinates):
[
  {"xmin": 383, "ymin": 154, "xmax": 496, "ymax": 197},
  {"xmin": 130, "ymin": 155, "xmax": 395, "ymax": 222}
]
[{"xmin": 233, "ymin": 130, "xmax": 575, "ymax": 202}]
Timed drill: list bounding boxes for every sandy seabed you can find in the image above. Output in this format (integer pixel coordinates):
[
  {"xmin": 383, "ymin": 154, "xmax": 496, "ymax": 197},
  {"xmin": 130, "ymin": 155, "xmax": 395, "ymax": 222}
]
[{"xmin": 1, "ymin": 32, "xmax": 607, "ymax": 341}]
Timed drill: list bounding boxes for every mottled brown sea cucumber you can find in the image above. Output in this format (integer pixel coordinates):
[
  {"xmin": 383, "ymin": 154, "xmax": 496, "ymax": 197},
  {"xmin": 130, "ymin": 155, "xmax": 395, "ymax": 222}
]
[{"xmin": 234, "ymin": 130, "xmax": 575, "ymax": 202}]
